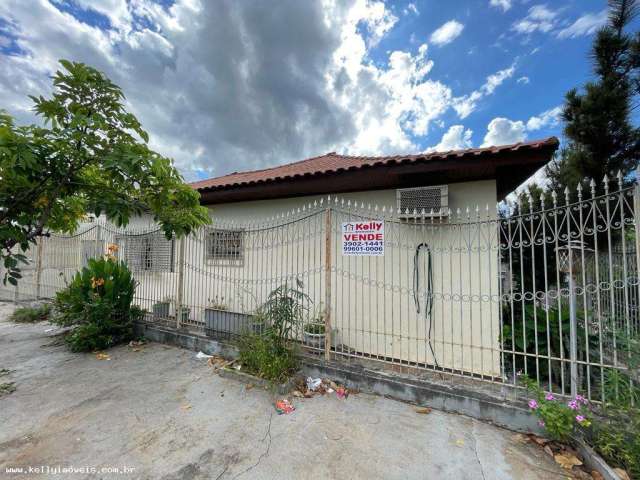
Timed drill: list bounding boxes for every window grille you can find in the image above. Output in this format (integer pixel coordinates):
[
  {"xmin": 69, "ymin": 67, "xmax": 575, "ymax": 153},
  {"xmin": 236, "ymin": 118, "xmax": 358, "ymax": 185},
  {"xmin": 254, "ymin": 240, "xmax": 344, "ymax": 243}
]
[
  {"xmin": 396, "ymin": 185, "xmax": 449, "ymax": 217},
  {"xmin": 206, "ymin": 229, "xmax": 244, "ymax": 262},
  {"xmin": 117, "ymin": 233, "xmax": 174, "ymax": 273}
]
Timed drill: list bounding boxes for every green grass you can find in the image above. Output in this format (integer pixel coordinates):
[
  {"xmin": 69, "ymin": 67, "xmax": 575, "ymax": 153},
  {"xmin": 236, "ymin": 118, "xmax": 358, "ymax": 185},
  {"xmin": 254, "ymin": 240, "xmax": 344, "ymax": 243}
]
[
  {"xmin": 0, "ymin": 382, "xmax": 16, "ymax": 397},
  {"xmin": 9, "ymin": 303, "xmax": 52, "ymax": 323}
]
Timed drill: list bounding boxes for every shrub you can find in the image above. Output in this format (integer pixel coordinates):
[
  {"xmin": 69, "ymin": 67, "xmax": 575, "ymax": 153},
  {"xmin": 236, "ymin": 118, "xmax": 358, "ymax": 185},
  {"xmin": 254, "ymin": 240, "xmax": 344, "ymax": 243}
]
[
  {"xmin": 237, "ymin": 280, "xmax": 307, "ymax": 383},
  {"xmin": 9, "ymin": 303, "xmax": 51, "ymax": 323},
  {"xmin": 238, "ymin": 333, "xmax": 299, "ymax": 383},
  {"xmin": 587, "ymin": 406, "xmax": 640, "ymax": 478},
  {"xmin": 53, "ymin": 257, "xmax": 143, "ymax": 352},
  {"xmin": 522, "ymin": 376, "xmax": 592, "ymax": 442}
]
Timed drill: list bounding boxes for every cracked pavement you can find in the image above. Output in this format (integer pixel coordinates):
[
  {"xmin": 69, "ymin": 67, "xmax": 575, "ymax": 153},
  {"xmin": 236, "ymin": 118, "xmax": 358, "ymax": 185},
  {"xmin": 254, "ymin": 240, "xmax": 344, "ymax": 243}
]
[{"xmin": 0, "ymin": 302, "xmax": 567, "ymax": 479}]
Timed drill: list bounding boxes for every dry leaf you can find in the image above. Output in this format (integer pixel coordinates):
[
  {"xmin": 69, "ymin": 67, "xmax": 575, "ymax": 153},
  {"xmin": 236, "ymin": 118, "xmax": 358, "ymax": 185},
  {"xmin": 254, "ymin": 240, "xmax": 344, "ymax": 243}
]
[
  {"xmin": 512, "ymin": 434, "xmax": 528, "ymax": 444},
  {"xmin": 292, "ymin": 390, "xmax": 304, "ymax": 398},
  {"xmin": 415, "ymin": 407, "xmax": 432, "ymax": 414},
  {"xmin": 528, "ymin": 435, "xmax": 549, "ymax": 446},
  {"xmin": 454, "ymin": 439, "xmax": 465, "ymax": 447},
  {"xmin": 544, "ymin": 446, "xmax": 554, "ymax": 457},
  {"xmin": 95, "ymin": 352, "xmax": 110, "ymax": 361},
  {"xmin": 613, "ymin": 468, "xmax": 630, "ymax": 480},
  {"xmin": 554, "ymin": 453, "xmax": 582, "ymax": 470},
  {"xmin": 590, "ymin": 470, "xmax": 604, "ymax": 480},
  {"xmin": 180, "ymin": 404, "xmax": 192, "ymax": 411}
]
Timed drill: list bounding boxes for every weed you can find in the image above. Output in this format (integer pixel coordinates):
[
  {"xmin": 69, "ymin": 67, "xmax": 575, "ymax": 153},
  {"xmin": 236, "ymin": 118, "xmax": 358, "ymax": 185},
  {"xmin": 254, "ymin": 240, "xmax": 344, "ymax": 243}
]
[
  {"xmin": 9, "ymin": 303, "xmax": 51, "ymax": 323},
  {"xmin": 0, "ymin": 382, "xmax": 16, "ymax": 397}
]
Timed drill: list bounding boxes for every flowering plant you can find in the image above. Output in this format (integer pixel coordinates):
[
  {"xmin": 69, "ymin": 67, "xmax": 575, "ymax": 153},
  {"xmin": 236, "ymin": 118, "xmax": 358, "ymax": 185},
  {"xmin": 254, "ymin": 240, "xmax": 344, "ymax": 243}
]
[{"xmin": 521, "ymin": 376, "xmax": 591, "ymax": 441}]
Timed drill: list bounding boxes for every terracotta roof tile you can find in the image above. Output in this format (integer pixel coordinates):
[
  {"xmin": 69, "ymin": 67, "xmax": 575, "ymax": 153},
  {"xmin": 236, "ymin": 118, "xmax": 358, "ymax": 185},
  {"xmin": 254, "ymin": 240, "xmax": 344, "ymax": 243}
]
[{"xmin": 190, "ymin": 137, "xmax": 559, "ymax": 191}]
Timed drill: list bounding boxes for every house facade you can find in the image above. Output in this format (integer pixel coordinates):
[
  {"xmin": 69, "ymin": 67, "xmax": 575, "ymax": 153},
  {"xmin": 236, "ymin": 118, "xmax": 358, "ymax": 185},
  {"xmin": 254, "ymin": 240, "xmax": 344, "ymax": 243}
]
[{"xmin": 14, "ymin": 138, "xmax": 559, "ymax": 379}]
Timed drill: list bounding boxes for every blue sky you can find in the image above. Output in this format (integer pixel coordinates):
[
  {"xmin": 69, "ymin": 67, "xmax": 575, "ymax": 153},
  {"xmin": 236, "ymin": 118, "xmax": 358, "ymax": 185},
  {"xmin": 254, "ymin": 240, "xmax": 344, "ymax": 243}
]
[{"xmin": 0, "ymin": 0, "xmax": 623, "ymax": 183}]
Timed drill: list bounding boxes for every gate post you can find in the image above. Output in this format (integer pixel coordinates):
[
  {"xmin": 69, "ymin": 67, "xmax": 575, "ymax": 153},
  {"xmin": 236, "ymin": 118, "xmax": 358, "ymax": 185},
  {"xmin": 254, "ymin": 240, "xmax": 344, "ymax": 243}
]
[
  {"xmin": 568, "ymin": 259, "xmax": 578, "ymax": 398},
  {"xmin": 324, "ymin": 207, "xmax": 332, "ymax": 360},
  {"xmin": 634, "ymin": 166, "xmax": 640, "ymax": 316},
  {"xmin": 176, "ymin": 236, "xmax": 185, "ymax": 329},
  {"xmin": 35, "ymin": 240, "xmax": 43, "ymax": 300}
]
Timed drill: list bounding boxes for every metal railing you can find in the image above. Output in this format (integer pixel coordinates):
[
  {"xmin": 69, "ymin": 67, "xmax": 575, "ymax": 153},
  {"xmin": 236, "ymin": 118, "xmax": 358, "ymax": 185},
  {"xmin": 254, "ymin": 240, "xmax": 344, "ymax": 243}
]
[{"xmin": 2, "ymin": 172, "xmax": 638, "ymax": 403}]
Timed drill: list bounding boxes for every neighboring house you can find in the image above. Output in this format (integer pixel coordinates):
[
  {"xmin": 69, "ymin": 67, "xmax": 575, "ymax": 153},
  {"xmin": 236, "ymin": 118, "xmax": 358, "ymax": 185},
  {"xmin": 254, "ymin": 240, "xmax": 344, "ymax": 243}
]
[{"xmin": 21, "ymin": 138, "xmax": 560, "ymax": 378}]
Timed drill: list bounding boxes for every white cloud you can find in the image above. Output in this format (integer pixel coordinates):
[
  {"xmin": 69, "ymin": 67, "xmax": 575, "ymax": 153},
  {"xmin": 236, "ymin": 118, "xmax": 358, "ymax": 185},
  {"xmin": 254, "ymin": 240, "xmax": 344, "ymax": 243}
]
[
  {"xmin": 482, "ymin": 105, "xmax": 562, "ymax": 147},
  {"xmin": 0, "ymin": 0, "xmax": 520, "ymax": 180},
  {"xmin": 490, "ymin": 0, "xmax": 512, "ymax": 12},
  {"xmin": 428, "ymin": 125, "xmax": 473, "ymax": 152},
  {"xmin": 512, "ymin": 5, "xmax": 559, "ymax": 34},
  {"xmin": 557, "ymin": 10, "xmax": 608, "ymax": 39},
  {"xmin": 517, "ymin": 76, "xmax": 530, "ymax": 84},
  {"xmin": 453, "ymin": 63, "xmax": 516, "ymax": 118},
  {"xmin": 430, "ymin": 20, "xmax": 464, "ymax": 46},
  {"xmin": 403, "ymin": 3, "xmax": 419, "ymax": 16},
  {"xmin": 526, "ymin": 105, "xmax": 562, "ymax": 130},
  {"xmin": 482, "ymin": 118, "xmax": 526, "ymax": 146}
]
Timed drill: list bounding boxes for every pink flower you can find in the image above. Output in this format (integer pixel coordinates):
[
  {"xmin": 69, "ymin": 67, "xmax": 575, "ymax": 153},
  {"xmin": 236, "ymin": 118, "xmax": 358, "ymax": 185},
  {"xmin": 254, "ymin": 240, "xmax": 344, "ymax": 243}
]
[
  {"xmin": 545, "ymin": 393, "xmax": 555, "ymax": 401},
  {"xmin": 568, "ymin": 400, "xmax": 578, "ymax": 410},
  {"xmin": 575, "ymin": 394, "xmax": 588, "ymax": 405},
  {"xmin": 528, "ymin": 399, "xmax": 538, "ymax": 409},
  {"xmin": 538, "ymin": 420, "xmax": 545, "ymax": 427},
  {"xmin": 576, "ymin": 415, "xmax": 586, "ymax": 423}
]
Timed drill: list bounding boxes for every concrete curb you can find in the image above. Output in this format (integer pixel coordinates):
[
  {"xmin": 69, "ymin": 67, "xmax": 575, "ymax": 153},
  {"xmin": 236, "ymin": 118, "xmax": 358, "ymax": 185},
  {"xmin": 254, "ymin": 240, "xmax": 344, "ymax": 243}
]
[
  {"xmin": 302, "ymin": 357, "xmax": 543, "ymax": 434},
  {"xmin": 135, "ymin": 323, "xmax": 239, "ymax": 359},
  {"xmin": 218, "ymin": 367, "xmax": 299, "ymax": 395},
  {"xmin": 575, "ymin": 439, "xmax": 622, "ymax": 480},
  {"xmin": 135, "ymin": 322, "xmax": 544, "ymax": 434}
]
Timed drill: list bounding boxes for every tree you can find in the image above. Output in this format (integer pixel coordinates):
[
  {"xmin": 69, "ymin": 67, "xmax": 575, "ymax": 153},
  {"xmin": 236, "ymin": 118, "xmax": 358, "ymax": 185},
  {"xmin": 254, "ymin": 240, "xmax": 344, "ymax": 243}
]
[
  {"xmin": 0, "ymin": 60, "xmax": 210, "ymax": 285},
  {"xmin": 547, "ymin": 0, "xmax": 640, "ymax": 190}
]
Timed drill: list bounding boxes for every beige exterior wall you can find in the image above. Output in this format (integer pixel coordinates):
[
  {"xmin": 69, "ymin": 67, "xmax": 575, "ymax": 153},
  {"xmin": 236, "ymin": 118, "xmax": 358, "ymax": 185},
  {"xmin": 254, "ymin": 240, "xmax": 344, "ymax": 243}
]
[
  {"xmin": 5, "ymin": 179, "xmax": 502, "ymax": 378},
  {"xmin": 192, "ymin": 179, "xmax": 501, "ymax": 377}
]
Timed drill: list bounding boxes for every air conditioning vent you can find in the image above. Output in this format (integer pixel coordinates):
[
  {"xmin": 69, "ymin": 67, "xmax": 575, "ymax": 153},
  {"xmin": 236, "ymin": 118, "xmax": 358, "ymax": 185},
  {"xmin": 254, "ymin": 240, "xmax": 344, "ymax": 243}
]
[{"xmin": 396, "ymin": 185, "xmax": 449, "ymax": 217}]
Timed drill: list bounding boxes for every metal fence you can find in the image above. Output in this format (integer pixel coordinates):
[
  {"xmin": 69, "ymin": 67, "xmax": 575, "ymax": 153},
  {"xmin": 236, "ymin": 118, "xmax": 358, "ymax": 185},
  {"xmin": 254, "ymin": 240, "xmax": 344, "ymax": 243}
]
[{"xmin": 2, "ymin": 173, "xmax": 638, "ymax": 403}]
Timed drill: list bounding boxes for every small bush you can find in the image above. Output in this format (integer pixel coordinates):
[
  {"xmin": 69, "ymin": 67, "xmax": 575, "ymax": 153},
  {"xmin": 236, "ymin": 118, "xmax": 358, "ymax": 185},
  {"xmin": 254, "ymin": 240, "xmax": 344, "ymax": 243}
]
[
  {"xmin": 587, "ymin": 406, "xmax": 640, "ymax": 478},
  {"xmin": 9, "ymin": 303, "xmax": 51, "ymax": 323},
  {"xmin": 238, "ymin": 333, "xmax": 299, "ymax": 383},
  {"xmin": 53, "ymin": 257, "xmax": 143, "ymax": 352},
  {"xmin": 522, "ymin": 376, "xmax": 592, "ymax": 442},
  {"xmin": 236, "ymin": 281, "xmax": 307, "ymax": 383}
]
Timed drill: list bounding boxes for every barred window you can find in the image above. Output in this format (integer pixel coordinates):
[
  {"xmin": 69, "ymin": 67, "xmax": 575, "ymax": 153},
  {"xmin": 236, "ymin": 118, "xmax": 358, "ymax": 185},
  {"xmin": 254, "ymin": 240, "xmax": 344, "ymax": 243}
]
[
  {"xmin": 116, "ymin": 233, "xmax": 174, "ymax": 273},
  {"xmin": 206, "ymin": 229, "xmax": 244, "ymax": 261}
]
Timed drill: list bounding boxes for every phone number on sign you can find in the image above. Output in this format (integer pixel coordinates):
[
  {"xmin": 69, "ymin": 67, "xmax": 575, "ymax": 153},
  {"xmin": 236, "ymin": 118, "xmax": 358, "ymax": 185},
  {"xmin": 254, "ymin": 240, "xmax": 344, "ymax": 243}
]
[{"xmin": 342, "ymin": 241, "xmax": 384, "ymax": 255}]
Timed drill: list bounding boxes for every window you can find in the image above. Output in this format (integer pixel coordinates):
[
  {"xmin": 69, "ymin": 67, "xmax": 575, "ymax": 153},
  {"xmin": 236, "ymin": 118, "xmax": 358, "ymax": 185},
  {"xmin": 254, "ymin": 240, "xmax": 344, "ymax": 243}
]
[
  {"xmin": 206, "ymin": 229, "xmax": 244, "ymax": 262},
  {"xmin": 117, "ymin": 233, "xmax": 174, "ymax": 273}
]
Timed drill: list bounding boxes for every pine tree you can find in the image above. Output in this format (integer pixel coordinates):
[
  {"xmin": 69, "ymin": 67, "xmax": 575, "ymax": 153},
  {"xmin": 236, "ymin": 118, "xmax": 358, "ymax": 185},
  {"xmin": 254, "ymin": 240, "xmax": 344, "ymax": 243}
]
[{"xmin": 547, "ymin": 0, "xmax": 640, "ymax": 191}]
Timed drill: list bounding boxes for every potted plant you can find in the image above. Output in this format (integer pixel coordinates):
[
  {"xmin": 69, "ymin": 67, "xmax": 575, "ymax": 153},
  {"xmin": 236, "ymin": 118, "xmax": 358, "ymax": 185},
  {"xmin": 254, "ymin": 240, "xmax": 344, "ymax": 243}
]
[
  {"xmin": 176, "ymin": 305, "xmax": 191, "ymax": 323},
  {"xmin": 303, "ymin": 307, "xmax": 326, "ymax": 348},
  {"xmin": 204, "ymin": 296, "xmax": 256, "ymax": 335},
  {"xmin": 247, "ymin": 310, "xmax": 267, "ymax": 335},
  {"xmin": 152, "ymin": 296, "xmax": 171, "ymax": 319}
]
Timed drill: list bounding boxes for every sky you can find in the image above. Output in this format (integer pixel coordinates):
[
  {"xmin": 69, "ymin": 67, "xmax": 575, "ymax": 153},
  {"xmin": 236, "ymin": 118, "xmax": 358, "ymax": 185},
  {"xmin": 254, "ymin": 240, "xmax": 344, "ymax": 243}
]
[{"xmin": 0, "ymin": 0, "xmax": 618, "ymax": 184}]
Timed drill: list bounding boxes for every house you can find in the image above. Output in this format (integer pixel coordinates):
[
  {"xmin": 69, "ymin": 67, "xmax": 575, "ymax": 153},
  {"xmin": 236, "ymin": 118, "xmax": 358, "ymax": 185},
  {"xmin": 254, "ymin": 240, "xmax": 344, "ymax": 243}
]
[
  {"xmin": 182, "ymin": 137, "xmax": 559, "ymax": 377},
  {"xmin": 23, "ymin": 138, "xmax": 560, "ymax": 378}
]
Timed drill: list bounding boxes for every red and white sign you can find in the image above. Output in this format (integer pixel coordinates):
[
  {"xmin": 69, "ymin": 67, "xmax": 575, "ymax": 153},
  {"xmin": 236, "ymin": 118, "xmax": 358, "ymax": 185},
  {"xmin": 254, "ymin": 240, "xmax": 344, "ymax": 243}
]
[{"xmin": 341, "ymin": 221, "xmax": 384, "ymax": 256}]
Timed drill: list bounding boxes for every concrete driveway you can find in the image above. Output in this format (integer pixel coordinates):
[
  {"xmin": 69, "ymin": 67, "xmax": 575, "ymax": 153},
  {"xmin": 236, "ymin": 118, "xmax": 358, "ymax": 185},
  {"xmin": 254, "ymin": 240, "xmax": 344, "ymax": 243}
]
[{"xmin": 0, "ymin": 302, "xmax": 567, "ymax": 480}]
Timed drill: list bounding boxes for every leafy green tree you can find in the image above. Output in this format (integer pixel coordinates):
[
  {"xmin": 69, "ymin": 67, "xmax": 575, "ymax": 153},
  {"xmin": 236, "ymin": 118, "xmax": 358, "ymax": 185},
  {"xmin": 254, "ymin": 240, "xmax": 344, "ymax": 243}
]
[
  {"xmin": 0, "ymin": 60, "xmax": 210, "ymax": 284},
  {"xmin": 547, "ymin": 0, "xmax": 640, "ymax": 190}
]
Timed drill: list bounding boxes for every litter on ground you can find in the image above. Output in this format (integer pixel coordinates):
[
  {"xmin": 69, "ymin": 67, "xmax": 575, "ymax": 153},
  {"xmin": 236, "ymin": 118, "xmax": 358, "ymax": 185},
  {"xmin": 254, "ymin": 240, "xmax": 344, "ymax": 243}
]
[
  {"xmin": 275, "ymin": 399, "xmax": 295, "ymax": 415},
  {"xmin": 292, "ymin": 377, "xmax": 353, "ymax": 399},
  {"xmin": 95, "ymin": 352, "xmax": 110, "ymax": 361},
  {"xmin": 195, "ymin": 351, "xmax": 212, "ymax": 359},
  {"xmin": 415, "ymin": 407, "xmax": 432, "ymax": 414},
  {"xmin": 207, "ymin": 355, "xmax": 233, "ymax": 372}
]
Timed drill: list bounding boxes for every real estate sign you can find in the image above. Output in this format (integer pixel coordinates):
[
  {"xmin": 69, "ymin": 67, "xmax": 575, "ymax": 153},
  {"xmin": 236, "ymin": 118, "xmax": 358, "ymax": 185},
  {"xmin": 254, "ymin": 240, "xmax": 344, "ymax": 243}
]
[{"xmin": 341, "ymin": 221, "xmax": 384, "ymax": 256}]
